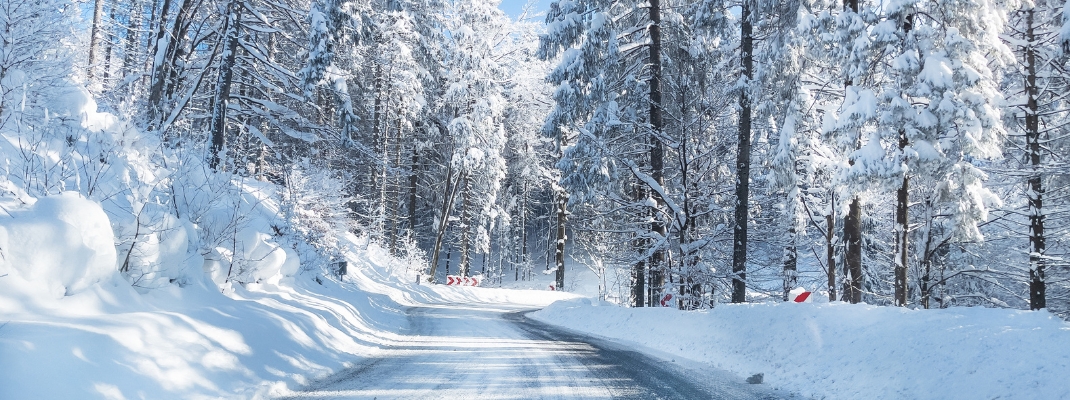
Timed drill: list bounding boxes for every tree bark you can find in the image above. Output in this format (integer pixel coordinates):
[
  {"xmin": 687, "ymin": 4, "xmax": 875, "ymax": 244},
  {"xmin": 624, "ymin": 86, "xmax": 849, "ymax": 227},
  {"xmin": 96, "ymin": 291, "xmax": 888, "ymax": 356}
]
[
  {"xmin": 894, "ymin": 130, "xmax": 909, "ymax": 307},
  {"xmin": 893, "ymin": 11, "xmax": 915, "ymax": 307},
  {"xmin": 208, "ymin": 1, "xmax": 241, "ymax": 170},
  {"xmin": 121, "ymin": 0, "xmax": 143, "ymax": 95},
  {"xmin": 555, "ymin": 189, "xmax": 567, "ymax": 290},
  {"xmin": 632, "ymin": 259, "xmax": 646, "ymax": 307},
  {"xmin": 148, "ymin": 0, "xmax": 198, "ymax": 126},
  {"xmin": 458, "ymin": 176, "xmax": 473, "ymax": 277},
  {"xmin": 826, "ymin": 212, "xmax": 837, "ymax": 302},
  {"xmin": 842, "ymin": 0, "xmax": 863, "ymax": 306},
  {"xmin": 428, "ymin": 165, "xmax": 462, "ymax": 282},
  {"xmin": 647, "ymin": 0, "xmax": 667, "ymax": 305},
  {"xmin": 783, "ymin": 225, "xmax": 797, "ymax": 301},
  {"xmin": 1024, "ymin": 8, "xmax": 1046, "ymax": 310},
  {"xmin": 920, "ymin": 196, "xmax": 935, "ymax": 309},
  {"xmin": 731, "ymin": 0, "xmax": 753, "ymax": 304},
  {"xmin": 87, "ymin": 0, "xmax": 107, "ymax": 81},
  {"xmin": 408, "ymin": 143, "xmax": 419, "ymax": 235},
  {"xmin": 844, "ymin": 198, "xmax": 862, "ymax": 303}
]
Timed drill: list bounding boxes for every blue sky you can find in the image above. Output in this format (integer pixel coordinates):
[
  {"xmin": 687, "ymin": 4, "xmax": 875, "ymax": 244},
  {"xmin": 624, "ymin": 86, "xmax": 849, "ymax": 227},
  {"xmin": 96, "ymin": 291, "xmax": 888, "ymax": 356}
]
[{"xmin": 498, "ymin": 0, "xmax": 552, "ymax": 21}]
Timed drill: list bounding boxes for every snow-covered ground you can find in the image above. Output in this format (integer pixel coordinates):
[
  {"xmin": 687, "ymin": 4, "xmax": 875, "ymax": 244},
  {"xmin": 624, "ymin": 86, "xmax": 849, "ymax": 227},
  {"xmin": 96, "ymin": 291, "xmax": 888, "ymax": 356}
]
[
  {"xmin": 0, "ymin": 232, "xmax": 576, "ymax": 399},
  {"xmin": 531, "ymin": 297, "xmax": 1070, "ymax": 400}
]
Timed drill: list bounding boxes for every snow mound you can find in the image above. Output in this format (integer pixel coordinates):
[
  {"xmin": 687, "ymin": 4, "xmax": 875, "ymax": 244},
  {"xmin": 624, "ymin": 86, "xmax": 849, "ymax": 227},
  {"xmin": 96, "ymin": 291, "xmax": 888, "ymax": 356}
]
[
  {"xmin": 0, "ymin": 192, "xmax": 117, "ymax": 297},
  {"xmin": 532, "ymin": 300, "xmax": 1070, "ymax": 400}
]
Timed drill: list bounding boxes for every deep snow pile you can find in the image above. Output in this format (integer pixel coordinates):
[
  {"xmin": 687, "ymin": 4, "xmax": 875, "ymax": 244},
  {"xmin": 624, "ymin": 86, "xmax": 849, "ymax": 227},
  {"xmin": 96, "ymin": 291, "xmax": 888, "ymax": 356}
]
[
  {"xmin": 0, "ymin": 193, "xmax": 117, "ymax": 297},
  {"xmin": 530, "ymin": 298, "xmax": 1070, "ymax": 400}
]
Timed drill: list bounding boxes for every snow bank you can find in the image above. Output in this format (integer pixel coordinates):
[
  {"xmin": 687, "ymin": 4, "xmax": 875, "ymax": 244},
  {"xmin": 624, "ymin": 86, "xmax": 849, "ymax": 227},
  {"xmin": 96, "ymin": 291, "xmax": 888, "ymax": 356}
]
[
  {"xmin": 0, "ymin": 192, "xmax": 117, "ymax": 297},
  {"xmin": 531, "ymin": 299, "xmax": 1070, "ymax": 400},
  {"xmin": 0, "ymin": 232, "xmax": 573, "ymax": 399}
]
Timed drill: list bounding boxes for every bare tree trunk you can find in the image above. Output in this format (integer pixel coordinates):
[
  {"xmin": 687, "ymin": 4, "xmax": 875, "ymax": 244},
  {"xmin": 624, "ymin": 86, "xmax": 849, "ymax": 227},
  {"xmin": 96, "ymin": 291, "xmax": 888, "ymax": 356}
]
[
  {"xmin": 102, "ymin": 5, "xmax": 116, "ymax": 84},
  {"xmin": 208, "ymin": 1, "xmax": 241, "ymax": 170},
  {"xmin": 408, "ymin": 143, "xmax": 419, "ymax": 235},
  {"xmin": 458, "ymin": 176, "xmax": 472, "ymax": 277},
  {"xmin": 920, "ymin": 196, "xmax": 935, "ymax": 309},
  {"xmin": 840, "ymin": 0, "xmax": 864, "ymax": 305},
  {"xmin": 520, "ymin": 181, "xmax": 528, "ymax": 276},
  {"xmin": 826, "ymin": 212, "xmax": 837, "ymax": 302},
  {"xmin": 428, "ymin": 166, "xmax": 462, "ymax": 282},
  {"xmin": 555, "ymin": 188, "xmax": 567, "ymax": 290},
  {"xmin": 844, "ymin": 199, "xmax": 862, "ymax": 303},
  {"xmin": 892, "ymin": 11, "xmax": 914, "ymax": 307},
  {"xmin": 389, "ymin": 119, "xmax": 403, "ymax": 254},
  {"xmin": 731, "ymin": 0, "xmax": 754, "ymax": 304},
  {"xmin": 632, "ymin": 180, "xmax": 646, "ymax": 306},
  {"xmin": 894, "ymin": 130, "xmax": 909, "ymax": 307},
  {"xmin": 148, "ymin": 0, "xmax": 198, "ymax": 126},
  {"xmin": 87, "ymin": 0, "xmax": 107, "ymax": 81},
  {"xmin": 1024, "ymin": 8, "xmax": 1046, "ymax": 310},
  {"xmin": 646, "ymin": 0, "xmax": 667, "ymax": 305},
  {"xmin": 121, "ymin": 0, "xmax": 143, "ymax": 94},
  {"xmin": 783, "ymin": 225, "xmax": 797, "ymax": 301}
]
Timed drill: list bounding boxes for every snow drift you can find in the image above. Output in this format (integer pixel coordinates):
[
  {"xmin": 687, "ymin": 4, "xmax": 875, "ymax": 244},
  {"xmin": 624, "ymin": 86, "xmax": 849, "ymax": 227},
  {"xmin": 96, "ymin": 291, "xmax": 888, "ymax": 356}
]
[{"xmin": 531, "ymin": 299, "xmax": 1070, "ymax": 400}]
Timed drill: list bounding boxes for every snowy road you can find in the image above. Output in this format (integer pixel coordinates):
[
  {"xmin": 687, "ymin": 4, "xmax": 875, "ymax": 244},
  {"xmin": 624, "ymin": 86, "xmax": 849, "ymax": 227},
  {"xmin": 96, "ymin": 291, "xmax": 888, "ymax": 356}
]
[{"xmin": 283, "ymin": 304, "xmax": 789, "ymax": 399}]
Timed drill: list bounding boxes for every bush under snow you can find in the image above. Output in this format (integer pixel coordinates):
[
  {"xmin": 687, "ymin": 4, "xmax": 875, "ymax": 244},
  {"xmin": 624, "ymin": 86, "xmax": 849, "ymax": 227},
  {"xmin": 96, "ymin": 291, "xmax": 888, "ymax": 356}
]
[{"xmin": 0, "ymin": 193, "xmax": 117, "ymax": 297}]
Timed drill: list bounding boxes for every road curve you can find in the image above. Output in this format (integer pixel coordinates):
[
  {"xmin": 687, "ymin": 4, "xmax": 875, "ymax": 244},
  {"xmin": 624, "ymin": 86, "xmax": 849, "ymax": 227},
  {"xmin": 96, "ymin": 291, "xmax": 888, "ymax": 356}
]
[{"xmin": 282, "ymin": 304, "xmax": 793, "ymax": 399}]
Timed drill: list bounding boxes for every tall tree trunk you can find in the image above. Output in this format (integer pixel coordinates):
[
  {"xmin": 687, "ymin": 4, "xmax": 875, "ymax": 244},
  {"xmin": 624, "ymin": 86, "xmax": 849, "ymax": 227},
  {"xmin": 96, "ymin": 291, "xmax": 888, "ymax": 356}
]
[
  {"xmin": 121, "ymin": 0, "xmax": 143, "ymax": 95},
  {"xmin": 844, "ymin": 199, "xmax": 862, "ymax": 303},
  {"xmin": 373, "ymin": 64, "xmax": 386, "ymax": 240},
  {"xmin": 841, "ymin": 0, "xmax": 864, "ymax": 306},
  {"xmin": 521, "ymin": 181, "xmax": 528, "ymax": 272},
  {"xmin": 826, "ymin": 211, "xmax": 837, "ymax": 302},
  {"xmin": 389, "ymin": 118, "xmax": 403, "ymax": 254},
  {"xmin": 102, "ymin": 5, "xmax": 116, "ymax": 84},
  {"xmin": 458, "ymin": 176, "xmax": 473, "ymax": 277},
  {"xmin": 87, "ymin": 0, "xmax": 107, "ymax": 81},
  {"xmin": 647, "ymin": 0, "xmax": 667, "ymax": 305},
  {"xmin": 783, "ymin": 225, "xmax": 798, "ymax": 301},
  {"xmin": 1024, "ymin": 8, "xmax": 1046, "ymax": 310},
  {"xmin": 148, "ymin": 0, "xmax": 197, "ymax": 126},
  {"xmin": 632, "ymin": 181, "xmax": 646, "ymax": 307},
  {"xmin": 208, "ymin": 1, "xmax": 241, "ymax": 170},
  {"xmin": 632, "ymin": 259, "xmax": 646, "ymax": 307},
  {"xmin": 731, "ymin": 0, "xmax": 753, "ymax": 304},
  {"xmin": 783, "ymin": 160, "xmax": 800, "ymax": 301},
  {"xmin": 893, "ymin": 11, "xmax": 914, "ymax": 307},
  {"xmin": 428, "ymin": 165, "xmax": 462, "ymax": 282},
  {"xmin": 920, "ymin": 196, "xmax": 935, "ymax": 309},
  {"xmin": 894, "ymin": 131, "xmax": 909, "ymax": 306},
  {"xmin": 409, "ymin": 143, "xmax": 419, "ymax": 235},
  {"xmin": 555, "ymin": 189, "xmax": 567, "ymax": 290}
]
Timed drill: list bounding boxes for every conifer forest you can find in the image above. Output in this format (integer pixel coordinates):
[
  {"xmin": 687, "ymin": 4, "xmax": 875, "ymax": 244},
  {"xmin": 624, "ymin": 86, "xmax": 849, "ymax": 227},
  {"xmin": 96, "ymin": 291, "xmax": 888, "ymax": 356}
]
[{"xmin": 2, "ymin": 0, "xmax": 1069, "ymax": 316}]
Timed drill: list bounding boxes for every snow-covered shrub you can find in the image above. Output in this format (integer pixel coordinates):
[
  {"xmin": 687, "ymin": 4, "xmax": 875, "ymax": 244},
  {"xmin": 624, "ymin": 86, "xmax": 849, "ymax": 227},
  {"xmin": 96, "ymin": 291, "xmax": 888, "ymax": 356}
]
[
  {"xmin": 279, "ymin": 159, "xmax": 353, "ymax": 271},
  {"xmin": 164, "ymin": 149, "xmax": 301, "ymax": 287},
  {"xmin": 0, "ymin": 193, "xmax": 116, "ymax": 298}
]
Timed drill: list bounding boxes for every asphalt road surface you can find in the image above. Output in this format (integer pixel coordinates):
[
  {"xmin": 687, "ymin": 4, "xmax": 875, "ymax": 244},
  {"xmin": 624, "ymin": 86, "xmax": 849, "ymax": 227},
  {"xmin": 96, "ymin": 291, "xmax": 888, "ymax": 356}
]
[{"xmin": 283, "ymin": 304, "xmax": 795, "ymax": 399}]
